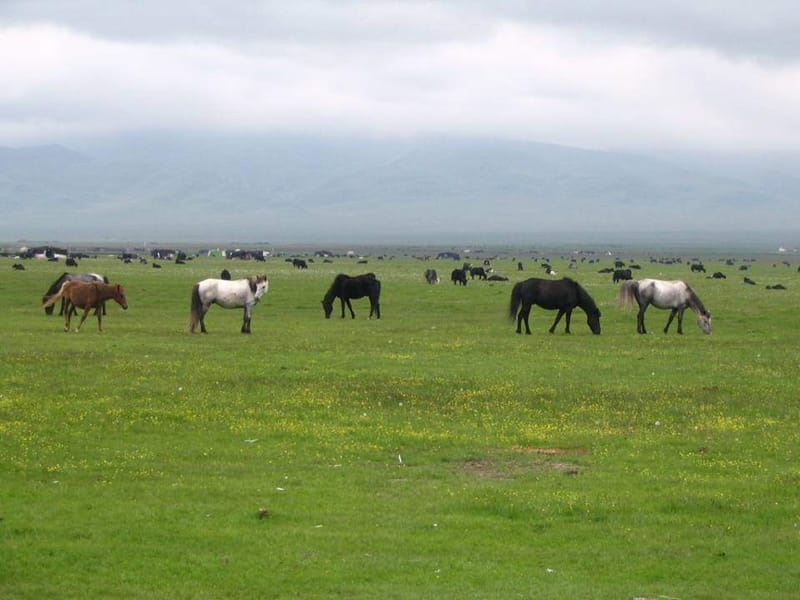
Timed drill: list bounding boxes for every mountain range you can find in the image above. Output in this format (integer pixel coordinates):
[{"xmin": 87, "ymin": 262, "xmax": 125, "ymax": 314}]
[{"xmin": 1, "ymin": 133, "xmax": 797, "ymax": 244}]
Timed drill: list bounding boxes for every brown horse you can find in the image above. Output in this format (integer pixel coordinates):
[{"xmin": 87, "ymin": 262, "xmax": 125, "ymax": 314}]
[{"xmin": 43, "ymin": 280, "xmax": 128, "ymax": 332}]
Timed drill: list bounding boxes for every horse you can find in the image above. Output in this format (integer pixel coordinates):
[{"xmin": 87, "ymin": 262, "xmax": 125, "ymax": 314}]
[
  {"xmin": 43, "ymin": 280, "xmax": 128, "ymax": 332},
  {"xmin": 424, "ymin": 269, "xmax": 440, "ymax": 284},
  {"xmin": 451, "ymin": 268, "xmax": 468, "ymax": 286},
  {"xmin": 42, "ymin": 272, "xmax": 108, "ymax": 316},
  {"xmin": 509, "ymin": 277, "xmax": 601, "ymax": 335},
  {"xmin": 618, "ymin": 279, "xmax": 711, "ymax": 334},
  {"xmin": 189, "ymin": 276, "xmax": 268, "ymax": 333},
  {"xmin": 322, "ymin": 273, "xmax": 381, "ymax": 319}
]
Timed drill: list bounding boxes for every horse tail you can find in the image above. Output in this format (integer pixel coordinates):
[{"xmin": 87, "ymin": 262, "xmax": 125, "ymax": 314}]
[
  {"xmin": 189, "ymin": 283, "xmax": 202, "ymax": 332},
  {"xmin": 42, "ymin": 280, "xmax": 69, "ymax": 308},
  {"xmin": 509, "ymin": 282, "xmax": 522, "ymax": 320},
  {"xmin": 618, "ymin": 280, "xmax": 637, "ymax": 309}
]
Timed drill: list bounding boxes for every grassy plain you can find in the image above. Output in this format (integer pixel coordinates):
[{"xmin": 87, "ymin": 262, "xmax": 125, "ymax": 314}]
[{"xmin": 1, "ymin": 248, "xmax": 798, "ymax": 599}]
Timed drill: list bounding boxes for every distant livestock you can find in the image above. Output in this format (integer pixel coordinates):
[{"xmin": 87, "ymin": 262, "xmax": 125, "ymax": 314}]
[
  {"xmin": 744, "ymin": 277, "xmax": 757, "ymax": 285},
  {"xmin": 711, "ymin": 272, "xmax": 726, "ymax": 279},
  {"xmin": 292, "ymin": 258, "xmax": 308, "ymax": 269},
  {"xmin": 469, "ymin": 266, "xmax": 487, "ymax": 280},
  {"xmin": 451, "ymin": 269, "xmax": 468, "ymax": 286},
  {"xmin": 612, "ymin": 269, "xmax": 632, "ymax": 283},
  {"xmin": 424, "ymin": 269, "xmax": 440, "ymax": 284},
  {"xmin": 220, "ymin": 269, "xmax": 231, "ymax": 280}
]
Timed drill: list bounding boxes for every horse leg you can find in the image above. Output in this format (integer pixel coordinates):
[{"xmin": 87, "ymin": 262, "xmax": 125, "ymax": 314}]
[
  {"xmin": 517, "ymin": 304, "xmax": 532, "ymax": 334},
  {"xmin": 76, "ymin": 306, "xmax": 92, "ymax": 332},
  {"xmin": 346, "ymin": 298, "xmax": 356, "ymax": 319},
  {"xmin": 241, "ymin": 305, "xmax": 252, "ymax": 333},
  {"xmin": 636, "ymin": 305, "xmax": 647, "ymax": 334},
  {"xmin": 96, "ymin": 305, "xmax": 103, "ymax": 332},
  {"xmin": 549, "ymin": 309, "xmax": 565, "ymax": 334},
  {"xmin": 664, "ymin": 308, "xmax": 678, "ymax": 334},
  {"xmin": 676, "ymin": 308, "xmax": 686, "ymax": 334}
]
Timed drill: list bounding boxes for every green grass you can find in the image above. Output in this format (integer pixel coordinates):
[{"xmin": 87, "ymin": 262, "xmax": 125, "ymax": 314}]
[{"xmin": 1, "ymin": 251, "xmax": 798, "ymax": 598}]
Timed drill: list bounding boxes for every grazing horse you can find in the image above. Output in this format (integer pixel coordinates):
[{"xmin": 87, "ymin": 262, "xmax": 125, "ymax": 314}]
[
  {"xmin": 43, "ymin": 280, "xmax": 128, "ymax": 332},
  {"xmin": 189, "ymin": 276, "xmax": 268, "ymax": 333},
  {"xmin": 424, "ymin": 269, "xmax": 440, "ymax": 284},
  {"xmin": 509, "ymin": 277, "xmax": 601, "ymax": 335},
  {"xmin": 42, "ymin": 272, "xmax": 108, "ymax": 316},
  {"xmin": 451, "ymin": 268, "xmax": 468, "ymax": 286},
  {"xmin": 322, "ymin": 273, "xmax": 381, "ymax": 319},
  {"xmin": 618, "ymin": 279, "xmax": 711, "ymax": 335}
]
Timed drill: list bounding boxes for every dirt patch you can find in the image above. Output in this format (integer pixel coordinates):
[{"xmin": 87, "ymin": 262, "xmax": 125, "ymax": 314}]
[
  {"xmin": 508, "ymin": 446, "xmax": 589, "ymax": 456},
  {"xmin": 460, "ymin": 447, "xmax": 588, "ymax": 479}
]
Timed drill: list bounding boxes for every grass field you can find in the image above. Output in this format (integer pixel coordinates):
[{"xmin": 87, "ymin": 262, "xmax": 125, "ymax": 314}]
[{"xmin": 1, "ymin": 248, "xmax": 798, "ymax": 599}]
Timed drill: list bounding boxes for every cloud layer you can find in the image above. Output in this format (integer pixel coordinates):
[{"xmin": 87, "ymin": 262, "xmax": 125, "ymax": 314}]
[{"xmin": 2, "ymin": 1, "xmax": 800, "ymax": 150}]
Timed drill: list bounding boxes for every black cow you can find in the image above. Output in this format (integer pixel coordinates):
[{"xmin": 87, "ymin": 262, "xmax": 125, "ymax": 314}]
[
  {"xmin": 470, "ymin": 266, "xmax": 487, "ymax": 280},
  {"xmin": 612, "ymin": 269, "xmax": 632, "ymax": 283}
]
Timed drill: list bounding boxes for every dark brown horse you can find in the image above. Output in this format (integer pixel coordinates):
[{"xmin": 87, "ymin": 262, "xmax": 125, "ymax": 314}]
[
  {"xmin": 509, "ymin": 277, "xmax": 601, "ymax": 335},
  {"xmin": 322, "ymin": 273, "xmax": 381, "ymax": 319},
  {"xmin": 43, "ymin": 280, "xmax": 128, "ymax": 332}
]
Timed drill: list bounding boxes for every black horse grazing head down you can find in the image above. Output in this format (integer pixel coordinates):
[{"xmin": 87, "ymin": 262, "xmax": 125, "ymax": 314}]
[
  {"xmin": 322, "ymin": 273, "xmax": 381, "ymax": 319},
  {"xmin": 509, "ymin": 277, "xmax": 601, "ymax": 335}
]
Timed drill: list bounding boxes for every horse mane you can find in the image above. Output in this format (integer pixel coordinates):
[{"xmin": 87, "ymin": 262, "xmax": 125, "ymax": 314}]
[
  {"xmin": 684, "ymin": 282, "xmax": 709, "ymax": 316},
  {"xmin": 323, "ymin": 274, "xmax": 347, "ymax": 303},
  {"xmin": 573, "ymin": 280, "xmax": 601, "ymax": 316},
  {"xmin": 45, "ymin": 272, "xmax": 70, "ymax": 296}
]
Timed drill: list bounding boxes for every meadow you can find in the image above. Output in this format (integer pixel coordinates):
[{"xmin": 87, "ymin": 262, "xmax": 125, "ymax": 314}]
[{"xmin": 1, "ymin": 247, "xmax": 798, "ymax": 599}]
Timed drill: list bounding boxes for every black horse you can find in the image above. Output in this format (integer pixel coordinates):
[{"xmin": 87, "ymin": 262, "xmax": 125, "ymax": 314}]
[
  {"xmin": 42, "ymin": 272, "xmax": 109, "ymax": 316},
  {"xmin": 451, "ymin": 268, "xmax": 468, "ymax": 286},
  {"xmin": 509, "ymin": 277, "xmax": 601, "ymax": 335},
  {"xmin": 322, "ymin": 273, "xmax": 381, "ymax": 319}
]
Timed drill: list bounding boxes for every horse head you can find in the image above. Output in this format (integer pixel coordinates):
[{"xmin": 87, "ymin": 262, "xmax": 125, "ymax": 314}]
[
  {"xmin": 697, "ymin": 312, "xmax": 712, "ymax": 334},
  {"xmin": 321, "ymin": 298, "xmax": 333, "ymax": 318},
  {"xmin": 587, "ymin": 309, "xmax": 602, "ymax": 335},
  {"xmin": 114, "ymin": 285, "xmax": 129, "ymax": 310},
  {"xmin": 252, "ymin": 275, "xmax": 269, "ymax": 300}
]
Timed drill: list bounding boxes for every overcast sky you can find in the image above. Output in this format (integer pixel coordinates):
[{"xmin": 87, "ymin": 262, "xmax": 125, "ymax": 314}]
[{"xmin": 2, "ymin": 1, "xmax": 800, "ymax": 152}]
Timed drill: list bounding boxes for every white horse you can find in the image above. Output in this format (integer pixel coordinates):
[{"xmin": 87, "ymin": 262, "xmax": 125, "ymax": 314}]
[
  {"xmin": 618, "ymin": 278, "xmax": 711, "ymax": 334},
  {"xmin": 189, "ymin": 276, "xmax": 268, "ymax": 334}
]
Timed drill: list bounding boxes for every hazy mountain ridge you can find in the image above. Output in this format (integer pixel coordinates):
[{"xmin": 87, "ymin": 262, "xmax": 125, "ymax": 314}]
[{"xmin": 1, "ymin": 134, "xmax": 796, "ymax": 242}]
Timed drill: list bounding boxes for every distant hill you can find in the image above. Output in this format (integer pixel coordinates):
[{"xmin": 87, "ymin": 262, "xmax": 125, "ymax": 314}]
[{"xmin": 0, "ymin": 133, "xmax": 797, "ymax": 242}]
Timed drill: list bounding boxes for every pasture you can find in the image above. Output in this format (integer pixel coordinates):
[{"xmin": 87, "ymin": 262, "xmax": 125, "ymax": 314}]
[{"xmin": 1, "ymin": 250, "xmax": 799, "ymax": 599}]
